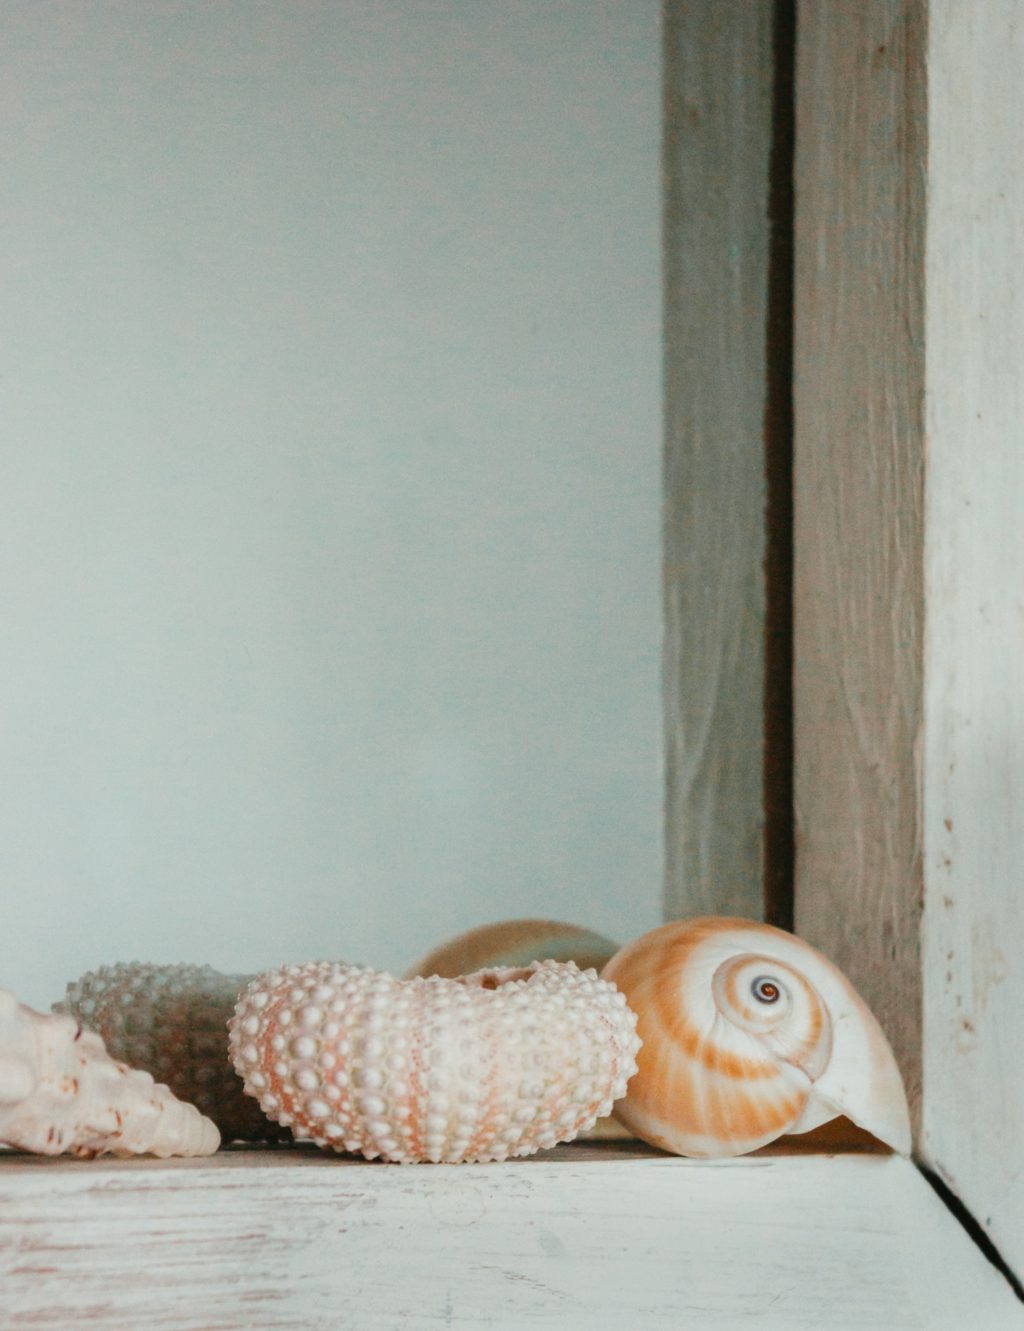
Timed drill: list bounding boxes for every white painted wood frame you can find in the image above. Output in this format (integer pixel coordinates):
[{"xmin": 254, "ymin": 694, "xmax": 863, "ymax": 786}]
[
  {"xmin": 793, "ymin": 0, "xmax": 926, "ymax": 1124},
  {"xmin": 921, "ymin": 0, "xmax": 1024, "ymax": 1284},
  {"xmin": 3, "ymin": 1145, "xmax": 1023, "ymax": 1330},
  {"xmin": 794, "ymin": 0, "xmax": 1024, "ymax": 1283}
]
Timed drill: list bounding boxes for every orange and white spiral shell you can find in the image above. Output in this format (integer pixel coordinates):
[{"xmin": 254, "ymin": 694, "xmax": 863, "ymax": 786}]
[
  {"xmin": 229, "ymin": 959, "xmax": 641, "ymax": 1163},
  {"xmin": 602, "ymin": 918, "xmax": 911, "ymax": 1158}
]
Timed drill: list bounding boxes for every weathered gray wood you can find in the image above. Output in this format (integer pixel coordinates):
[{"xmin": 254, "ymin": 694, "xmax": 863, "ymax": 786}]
[
  {"xmin": 792, "ymin": 0, "xmax": 926, "ymax": 1125},
  {"xmin": 663, "ymin": 0, "xmax": 775, "ymax": 920},
  {"xmin": 920, "ymin": 0, "xmax": 1024, "ymax": 1280},
  {"xmin": 1, "ymin": 1148, "xmax": 1021, "ymax": 1328}
]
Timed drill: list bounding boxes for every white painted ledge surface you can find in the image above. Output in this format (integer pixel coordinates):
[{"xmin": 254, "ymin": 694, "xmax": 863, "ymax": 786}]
[{"xmin": 0, "ymin": 1145, "xmax": 1020, "ymax": 1330}]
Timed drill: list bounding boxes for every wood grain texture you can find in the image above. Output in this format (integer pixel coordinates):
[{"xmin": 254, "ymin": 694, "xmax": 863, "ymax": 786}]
[
  {"xmin": 921, "ymin": 0, "xmax": 1024, "ymax": 1280},
  {"xmin": 1, "ymin": 1148, "xmax": 1021, "ymax": 1329},
  {"xmin": 662, "ymin": 0, "xmax": 774, "ymax": 921},
  {"xmin": 792, "ymin": 0, "xmax": 926, "ymax": 1123}
]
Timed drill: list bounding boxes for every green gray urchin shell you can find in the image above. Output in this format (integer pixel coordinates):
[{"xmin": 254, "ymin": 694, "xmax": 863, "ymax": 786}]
[{"xmin": 58, "ymin": 962, "xmax": 288, "ymax": 1143}]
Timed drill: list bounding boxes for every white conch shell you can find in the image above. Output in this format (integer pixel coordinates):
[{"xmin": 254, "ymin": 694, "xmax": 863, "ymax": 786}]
[
  {"xmin": 0, "ymin": 988, "xmax": 219, "ymax": 1157},
  {"xmin": 602, "ymin": 918, "xmax": 911, "ymax": 1158},
  {"xmin": 58, "ymin": 963, "xmax": 285, "ymax": 1143},
  {"xmin": 229, "ymin": 959, "xmax": 641, "ymax": 1163}
]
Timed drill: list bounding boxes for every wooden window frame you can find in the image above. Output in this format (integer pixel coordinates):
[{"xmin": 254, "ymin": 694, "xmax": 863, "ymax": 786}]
[{"xmin": 3, "ymin": 3, "xmax": 1024, "ymax": 1325}]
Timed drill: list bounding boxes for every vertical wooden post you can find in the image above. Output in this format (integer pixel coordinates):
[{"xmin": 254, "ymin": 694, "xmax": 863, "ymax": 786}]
[
  {"xmin": 921, "ymin": 0, "xmax": 1024, "ymax": 1278},
  {"xmin": 795, "ymin": 0, "xmax": 1024, "ymax": 1276},
  {"xmin": 792, "ymin": 0, "xmax": 926, "ymax": 1122},
  {"xmin": 662, "ymin": 0, "xmax": 776, "ymax": 920}
]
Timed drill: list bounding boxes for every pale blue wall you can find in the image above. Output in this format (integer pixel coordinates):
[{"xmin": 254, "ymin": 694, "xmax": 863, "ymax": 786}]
[{"xmin": 0, "ymin": 0, "xmax": 662, "ymax": 1007}]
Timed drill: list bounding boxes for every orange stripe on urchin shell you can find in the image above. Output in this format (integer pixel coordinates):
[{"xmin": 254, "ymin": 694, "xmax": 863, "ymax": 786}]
[
  {"xmin": 229, "ymin": 961, "xmax": 641, "ymax": 1164},
  {"xmin": 406, "ymin": 922, "xmax": 630, "ymax": 1144},
  {"xmin": 602, "ymin": 918, "xmax": 833, "ymax": 1157}
]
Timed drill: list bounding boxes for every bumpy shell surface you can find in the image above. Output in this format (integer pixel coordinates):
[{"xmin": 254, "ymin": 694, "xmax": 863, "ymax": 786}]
[
  {"xmin": 406, "ymin": 920, "xmax": 627, "ymax": 1141},
  {"xmin": 602, "ymin": 918, "xmax": 911, "ymax": 1159},
  {"xmin": 229, "ymin": 960, "xmax": 641, "ymax": 1163},
  {"xmin": 0, "ymin": 988, "xmax": 219, "ymax": 1157},
  {"xmin": 405, "ymin": 919, "xmax": 619, "ymax": 980},
  {"xmin": 58, "ymin": 963, "xmax": 286, "ymax": 1142}
]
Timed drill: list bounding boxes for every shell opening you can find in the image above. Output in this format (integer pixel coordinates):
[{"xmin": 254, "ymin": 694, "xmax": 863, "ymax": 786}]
[{"xmin": 458, "ymin": 967, "xmax": 536, "ymax": 990}]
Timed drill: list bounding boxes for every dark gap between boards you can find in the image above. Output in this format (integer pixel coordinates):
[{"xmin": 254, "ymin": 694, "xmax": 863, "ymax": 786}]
[{"xmin": 762, "ymin": 0, "xmax": 796, "ymax": 932}]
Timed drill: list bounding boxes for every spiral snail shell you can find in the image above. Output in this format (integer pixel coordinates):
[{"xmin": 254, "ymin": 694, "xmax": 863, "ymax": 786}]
[{"xmin": 602, "ymin": 918, "xmax": 911, "ymax": 1159}]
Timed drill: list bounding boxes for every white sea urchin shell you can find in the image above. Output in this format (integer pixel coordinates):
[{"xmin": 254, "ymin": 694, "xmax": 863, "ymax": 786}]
[
  {"xmin": 0, "ymin": 988, "xmax": 219, "ymax": 1157},
  {"xmin": 229, "ymin": 960, "xmax": 641, "ymax": 1163}
]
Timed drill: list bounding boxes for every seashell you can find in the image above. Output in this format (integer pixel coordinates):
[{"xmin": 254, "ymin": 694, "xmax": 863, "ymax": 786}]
[
  {"xmin": 601, "ymin": 918, "xmax": 911, "ymax": 1159},
  {"xmin": 229, "ymin": 959, "xmax": 642, "ymax": 1163},
  {"xmin": 406, "ymin": 920, "xmax": 628, "ymax": 1141},
  {"xmin": 0, "ymin": 987, "xmax": 219, "ymax": 1157},
  {"xmin": 405, "ymin": 919, "xmax": 619, "ymax": 980},
  {"xmin": 58, "ymin": 963, "xmax": 287, "ymax": 1143}
]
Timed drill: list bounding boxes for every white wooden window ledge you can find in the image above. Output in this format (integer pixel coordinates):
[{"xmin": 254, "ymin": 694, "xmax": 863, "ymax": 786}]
[{"xmin": 1, "ymin": 1142, "xmax": 1021, "ymax": 1330}]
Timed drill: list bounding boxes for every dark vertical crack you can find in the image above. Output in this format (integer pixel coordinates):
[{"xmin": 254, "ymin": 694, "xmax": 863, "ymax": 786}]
[{"xmin": 763, "ymin": 0, "xmax": 796, "ymax": 931}]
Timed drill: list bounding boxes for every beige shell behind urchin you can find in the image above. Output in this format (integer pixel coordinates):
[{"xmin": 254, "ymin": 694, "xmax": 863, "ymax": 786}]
[
  {"xmin": 405, "ymin": 919, "xmax": 619, "ymax": 980},
  {"xmin": 229, "ymin": 959, "xmax": 642, "ymax": 1163}
]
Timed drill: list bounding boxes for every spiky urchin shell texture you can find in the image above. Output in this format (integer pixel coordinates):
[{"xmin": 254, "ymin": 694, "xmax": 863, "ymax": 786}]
[
  {"xmin": 58, "ymin": 963, "xmax": 288, "ymax": 1143},
  {"xmin": 405, "ymin": 920, "xmax": 629, "ymax": 1143},
  {"xmin": 0, "ymin": 988, "xmax": 219, "ymax": 1158},
  {"xmin": 229, "ymin": 960, "xmax": 642, "ymax": 1163}
]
